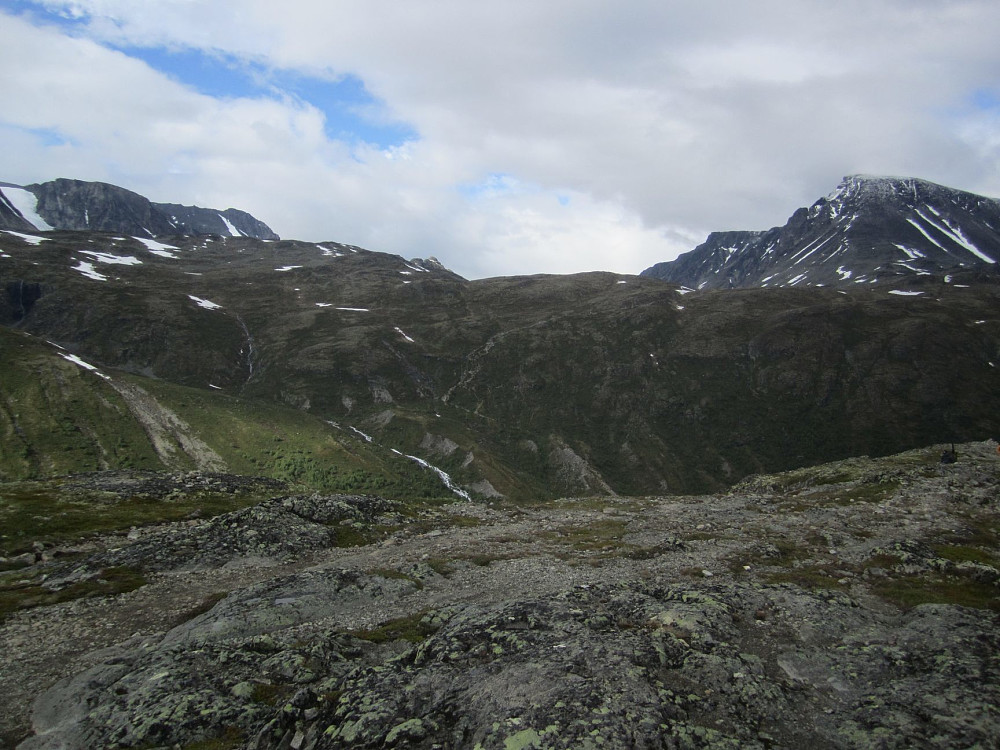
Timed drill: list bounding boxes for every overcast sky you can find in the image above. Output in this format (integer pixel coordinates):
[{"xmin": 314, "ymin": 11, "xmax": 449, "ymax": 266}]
[{"xmin": 2, "ymin": 1, "xmax": 999, "ymax": 278}]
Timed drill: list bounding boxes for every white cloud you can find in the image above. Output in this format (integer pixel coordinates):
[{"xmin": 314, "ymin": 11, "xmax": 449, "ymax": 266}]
[{"xmin": 3, "ymin": 1, "xmax": 1000, "ymax": 278}]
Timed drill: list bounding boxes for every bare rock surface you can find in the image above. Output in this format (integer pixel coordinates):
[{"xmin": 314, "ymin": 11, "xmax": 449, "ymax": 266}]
[{"xmin": 2, "ymin": 442, "xmax": 998, "ymax": 749}]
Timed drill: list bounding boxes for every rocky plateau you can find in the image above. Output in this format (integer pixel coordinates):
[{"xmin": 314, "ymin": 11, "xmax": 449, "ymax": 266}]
[{"xmin": 1, "ymin": 441, "xmax": 998, "ymax": 749}]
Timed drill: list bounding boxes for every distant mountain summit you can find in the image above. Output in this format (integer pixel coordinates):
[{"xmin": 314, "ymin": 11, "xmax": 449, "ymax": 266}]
[
  {"xmin": 641, "ymin": 175, "xmax": 1000, "ymax": 290},
  {"xmin": 0, "ymin": 178, "xmax": 279, "ymax": 240}
]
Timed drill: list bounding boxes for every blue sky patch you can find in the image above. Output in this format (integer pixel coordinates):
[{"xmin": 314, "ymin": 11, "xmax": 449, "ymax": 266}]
[
  {"xmin": 970, "ymin": 88, "xmax": 1000, "ymax": 114},
  {"xmin": 2, "ymin": 0, "xmax": 417, "ymax": 149},
  {"xmin": 115, "ymin": 46, "xmax": 417, "ymax": 149}
]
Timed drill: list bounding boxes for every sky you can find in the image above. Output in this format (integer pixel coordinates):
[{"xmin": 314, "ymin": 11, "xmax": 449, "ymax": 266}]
[{"xmin": 1, "ymin": 1, "xmax": 999, "ymax": 279}]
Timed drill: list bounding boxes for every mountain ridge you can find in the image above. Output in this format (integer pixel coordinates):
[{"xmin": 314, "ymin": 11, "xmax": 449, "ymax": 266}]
[
  {"xmin": 2, "ymin": 226, "xmax": 998, "ymax": 498},
  {"xmin": 642, "ymin": 175, "xmax": 1000, "ymax": 290},
  {"xmin": 0, "ymin": 178, "xmax": 279, "ymax": 240}
]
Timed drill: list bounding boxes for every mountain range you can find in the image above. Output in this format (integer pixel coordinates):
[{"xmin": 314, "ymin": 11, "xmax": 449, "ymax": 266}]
[
  {"xmin": 0, "ymin": 178, "xmax": 278, "ymax": 240},
  {"xmin": 1, "ymin": 174, "xmax": 998, "ymax": 500},
  {"xmin": 2, "ymin": 173, "xmax": 1000, "ymax": 749},
  {"xmin": 641, "ymin": 175, "xmax": 1000, "ymax": 290}
]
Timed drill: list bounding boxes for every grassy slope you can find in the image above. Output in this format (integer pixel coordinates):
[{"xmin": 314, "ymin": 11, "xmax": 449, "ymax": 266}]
[{"xmin": 0, "ymin": 327, "xmax": 466, "ymax": 502}]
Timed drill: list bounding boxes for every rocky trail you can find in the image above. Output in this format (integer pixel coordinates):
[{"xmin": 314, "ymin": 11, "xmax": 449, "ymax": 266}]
[{"xmin": 1, "ymin": 442, "xmax": 998, "ymax": 749}]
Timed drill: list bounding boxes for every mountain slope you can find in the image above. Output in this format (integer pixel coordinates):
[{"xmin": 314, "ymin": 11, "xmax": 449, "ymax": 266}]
[
  {"xmin": 3, "ymin": 227, "xmax": 999, "ymax": 497},
  {"xmin": 0, "ymin": 326, "xmax": 471, "ymax": 499},
  {"xmin": 642, "ymin": 175, "xmax": 1000, "ymax": 290},
  {"xmin": 0, "ymin": 178, "xmax": 279, "ymax": 240}
]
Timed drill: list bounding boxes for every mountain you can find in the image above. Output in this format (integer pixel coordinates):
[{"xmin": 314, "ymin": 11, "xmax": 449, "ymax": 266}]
[
  {"xmin": 0, "ymin": 178, "xmax": 279, "ymax": 240},
  {"xmin": 2, "ymin": 226, "xmax": 998, "ymax": 498},
  {"xmin": 641, "ymin": 175, "xmax": 1000, "ymax": 290}
]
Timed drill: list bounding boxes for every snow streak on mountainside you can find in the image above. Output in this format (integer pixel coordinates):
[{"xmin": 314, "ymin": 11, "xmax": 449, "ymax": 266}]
[{"xmin": 641, "ymin": 176, "xmax": 1000, "ymax": 290}]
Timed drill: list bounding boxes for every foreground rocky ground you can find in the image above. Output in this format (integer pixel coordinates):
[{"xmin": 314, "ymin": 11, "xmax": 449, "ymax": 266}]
[{"xmin": 1, "ymin": 442, "xmax": 998, "ymax": 749}]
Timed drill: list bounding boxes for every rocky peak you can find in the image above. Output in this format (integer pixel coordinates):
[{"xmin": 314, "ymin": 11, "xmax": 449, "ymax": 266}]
[
  {"xmin": 642, "ymin": 175, "xmax": 1000, "ymax": 290},
  {"xmin": 0, "ymin": 178, "xmax": 279, "ymax": 240}
]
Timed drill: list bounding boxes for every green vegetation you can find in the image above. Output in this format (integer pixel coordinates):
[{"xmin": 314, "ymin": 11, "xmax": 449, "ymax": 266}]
[
  {"xmin": 250, "ymin": 682, "xmax": 294, "ymax": 707},
  {"xmin": 169, "ymin": 591, "xmax": 229, "ymax": 628},
  {"xmin": 179, "ymin": 727, "xmax": 245, "ymax": 750},
  {"xmin": 367, "ymin": 568, "xmax": 425, "ymax": 589},
  {"xmin": 0, "ymin": 329, "xmax": 162, "ymax": 480},
  {"xmin": 763, "ymin": 565, "xmax": 850, "ymax": 591},
  {"xmin": 871, "ymin": 574, "xmax": 999, "ymax": 612},
  {"xmin": 0, "ymin": 481, "xmax": 273, "ymax": 556},
  {"xmin": 543, "ymin": 518, "xmax": 629, "ymax": 556},
  {"xmin": 0, "ymin": 566, "xmax": 146, "ymax": 623},
  {"xmin": 778, "ymin": 479, "xmax": 902, "ymax": 511},
  {"xmin": 348, "ymin": 610, "xmax": 439, "ymax": 643},
  {"xmin": 128, "ymin": 375, "xmax": 457, "ymax": 501},
  {"xmin": 932, "ymin": 544, "xmax": 998, "ymax": 567}
]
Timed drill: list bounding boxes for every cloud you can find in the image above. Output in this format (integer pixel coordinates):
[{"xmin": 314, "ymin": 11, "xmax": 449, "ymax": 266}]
[{"xmin": 3, "ymin": 1, "xmax": 1000, "ymax": 278}]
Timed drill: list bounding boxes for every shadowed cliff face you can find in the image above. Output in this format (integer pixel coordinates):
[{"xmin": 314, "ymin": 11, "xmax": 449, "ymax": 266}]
[
  {"xmin": 2, "ymin": 228, "xmax": 1000, "ymax": 497},
  {"xmin": 0, "ymin": 178, "xmax": 279, "ymax": 239}
]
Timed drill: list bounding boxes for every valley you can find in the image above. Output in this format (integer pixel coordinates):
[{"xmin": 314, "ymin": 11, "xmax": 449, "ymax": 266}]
[{"xmin": 1, "ymin": 175, "xmax": 998, "ymax": 748}]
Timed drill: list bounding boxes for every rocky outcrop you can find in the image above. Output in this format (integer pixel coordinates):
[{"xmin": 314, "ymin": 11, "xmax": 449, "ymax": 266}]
[
  {"xmin": 63, "ymin": 493, "xmax": 396, "ymax": 574},
  {"xmin": 28, "ymin": 178, "xmax": 177, "ymax": 236},
  {"xmin": 3, "ymin": 441, "xmax": 998, "ymax": 749},
  {"xmin": 154, "ymin": 203, "xmax": 280, "ymax": 239},
  {"xmin": 0, "ymin": 178, "xmax": 279, "ymax": 239}
]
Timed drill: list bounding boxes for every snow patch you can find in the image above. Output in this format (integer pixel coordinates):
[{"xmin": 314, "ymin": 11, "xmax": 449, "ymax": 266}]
[
  {"xmin": 60, "ymin": 353, "xmax": 111, "ymax": 380},
  {"xmin": 836, "ymin": 266, "xmax": 852, "ymax": 281},
  {"xmin": 394, "ymin": 327, "xmax": 415, "ymax": 343},
  {"xmin": 133, "ymin": 237, "xmax": 180, "ymax": 257},
  {"xmin": 888, "ymin": 290, "xmax": 924, "ymax": 296},
  {"xmin": 315, "ymin": 303, "xmax": 333, "ymax": 308},
  {"xmin": 906, "ymin": 217, "xmax": 948, "ymax": 253},
  {"xmin": 1, "ymin": 186, "xmax": 53, "ymax": 230},
  {"xmin": 275, "ymin": 265, "xmax": 302, "ymax": 272},
  {"xmin": 188, "ymin": 295, "xmax": 223, "ymax": 310},
  {"xmin": 80, "ymin": 250, "xmax": 142, "ymax": 266},
  {"xmin": 72, "ymin": 260, "xmax": 108, "ymax": 281},
  {"xmin": 335, "ymin": 307, "xmax": 370, "ymax": 312},
  {"xmin": 2, "ymin": 230, "xmax": 45, "ymax": 245},
  {"xmin": 218, "ymin": 214, "xmax": 244, "ymax": 237},
  {"xmin": 894, "ymin": 244, "xmax": 926, "ymax": 260}
]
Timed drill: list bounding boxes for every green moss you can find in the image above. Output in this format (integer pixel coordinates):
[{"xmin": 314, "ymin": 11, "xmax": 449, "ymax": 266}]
[
  {"xmin": 780, "ymin": 479, "xmax": 901, "ymax": 511},
  {"xmin": 180, "ymin": 727, "xmax": 245, "ymax": 750},
  {"xmin": 0, "ymin": 566, "xmax": 147, "ymax": 623},
  {"xmin": 0, "ymin": 480, "xmax": 274, "ymax": 556},
  {"xmin": 425, "ymin": 558, "xmax": 457, "ymax": 576},
  {"xmin": 543, "ymin": 518, "xmax": 629, "ymax": 555},
  {"xmin": 932, "ymin": 544, "xmax": 998, "ymax": 567},
  {"xmin": 250, "ymin": 682, "xmax": 293, "ymax": 706},
  {"xmin": 367, "ymin": 568, "xmax": 424, "ymax": 589},
  {"xmin": 763, "ymin": 565, "xmax": 849, "ymax": 591},
  {"xmin": 871, "ymin": 574, "xmax": 1000, "ymax": 611},
  {"xmin": 348, "ymin": 611, "xmax": 439, "ymax": 643},
  {"xmin": 169, "ymin": 591, "xmax": 228, "ymax": 628}
]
